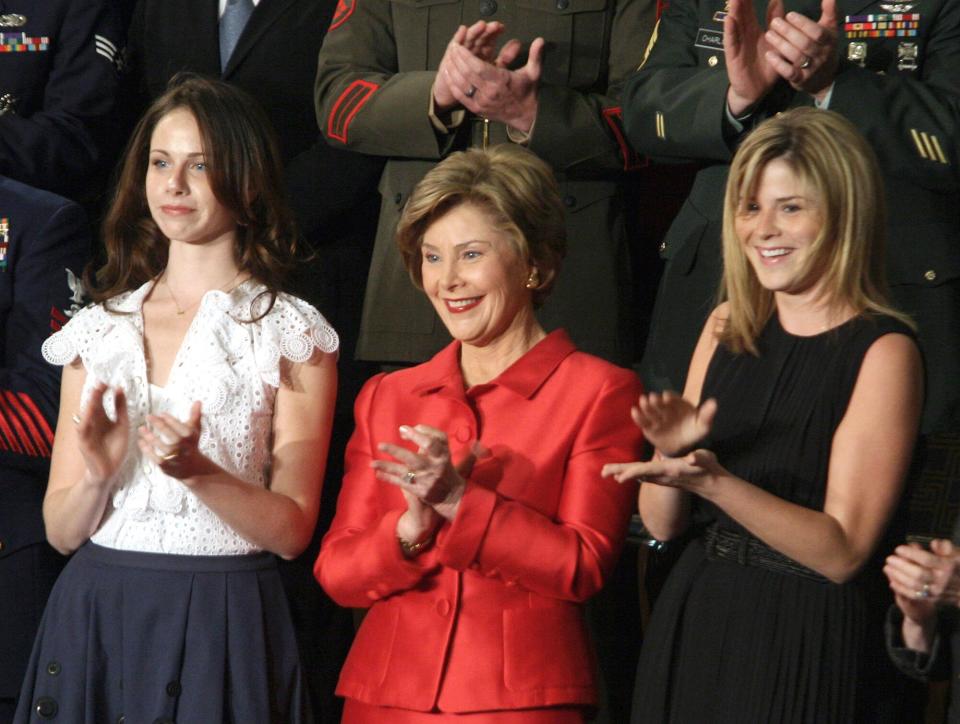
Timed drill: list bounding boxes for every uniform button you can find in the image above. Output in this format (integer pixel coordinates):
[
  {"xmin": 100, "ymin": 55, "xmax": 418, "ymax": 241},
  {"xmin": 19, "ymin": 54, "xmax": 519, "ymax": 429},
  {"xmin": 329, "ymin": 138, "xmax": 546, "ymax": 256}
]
[
  {"xmin": 556, "ymin": 0, "xmax": 569, "ymax": 8},
  {"xmin": 563, "ymin": 195, "xmax": 576, "ymax": 208},
  {"xmin": 46, "ymin": 661, "xmax": 61, "ymax": 676},
  {"xmin": 708, "ymin": 55, "xmax": 718, "ymax": 67},
  {"xmin": 166, "ymin": 681, "xmax": 182, "ymax": 697},
  {"xmin": 924, "ymin": 269, "xmax": 937, "ymax": 282},
  {"xmin": 659, "ymin": 241, "xmax": 667, "ymax": 253},
  {"xmin": 479, "ymin": 0, "xmax": 498, "ymax": 15},
  {"xmin": 436, "ymin": 599, "xmax": 451, "ymax": 616},
  {"xmin": 35, "ymin": 697, "xmax": 58, "ymax": 719},
  {"xmin": 455, "ymin": 426, "xmax": 472, "ymax": 443},
  {"xmin": 393, "ymin": 192, "xmax": 402, "ymax": 204}
]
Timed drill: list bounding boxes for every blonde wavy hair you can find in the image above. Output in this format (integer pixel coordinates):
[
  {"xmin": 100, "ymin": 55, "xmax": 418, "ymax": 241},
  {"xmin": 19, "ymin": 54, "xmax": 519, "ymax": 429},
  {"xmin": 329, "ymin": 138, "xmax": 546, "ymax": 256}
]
[{"xmin": 719, "ymin": 107, "xmax": 912, "ymax": 354}]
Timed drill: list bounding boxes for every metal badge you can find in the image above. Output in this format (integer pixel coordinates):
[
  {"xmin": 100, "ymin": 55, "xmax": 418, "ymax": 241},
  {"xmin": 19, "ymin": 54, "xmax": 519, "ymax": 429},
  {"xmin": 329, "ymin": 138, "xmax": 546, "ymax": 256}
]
[
  {"xmin": 879, "ymin": 2, "xmax": 915, "ymax": 10},
  {"xmin": 897, "ymin": 41, "xmax": 919, "ymax": 70},
  {"xmin": 847, "ymin": 41, "xmax": 867, "ymax": 66},
  {"xmin": 0, "ymin": 93, "xmax": 17, "ymax": 116},
  {"xmin": 713, "ymin": 0, "xmax": 730, "ymax": 23},
  {"xmin": 0, "ymin": 14, "xmax": 26, "ymax": 28}
]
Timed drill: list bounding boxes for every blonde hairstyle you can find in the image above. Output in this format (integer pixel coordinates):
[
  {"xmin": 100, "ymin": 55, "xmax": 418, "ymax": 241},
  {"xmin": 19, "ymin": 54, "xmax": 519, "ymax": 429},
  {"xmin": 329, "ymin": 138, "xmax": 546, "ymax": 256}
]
[
  {"xmin": 396, "ymin": 145, "xmax": 566, "ymax": 306},
  {"xmin": 719, "ymin": 107, "xmax": 912, "ymax": 354}
]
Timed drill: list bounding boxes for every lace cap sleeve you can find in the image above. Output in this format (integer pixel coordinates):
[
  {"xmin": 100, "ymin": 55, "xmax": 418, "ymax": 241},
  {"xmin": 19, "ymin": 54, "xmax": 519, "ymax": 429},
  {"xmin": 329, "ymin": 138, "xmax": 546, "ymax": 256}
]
[
  {"xmin": 41, "ymin": 304, "xmax": 111, "ymax": 367},
  {"xmin": 250, "ymin": 292, "xmax": 339, "ymax": 387}
]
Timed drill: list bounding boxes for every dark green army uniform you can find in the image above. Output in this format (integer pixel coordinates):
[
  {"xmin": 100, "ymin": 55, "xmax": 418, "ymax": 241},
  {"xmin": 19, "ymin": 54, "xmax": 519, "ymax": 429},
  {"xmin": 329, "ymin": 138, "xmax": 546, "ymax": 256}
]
[
  {"xmin": 622, "ymin": 0, "xmax": 960, "ymax": 438},
  {"xmin": 315, "ymin": 0, "xmax": 656, "ymax": 365}
]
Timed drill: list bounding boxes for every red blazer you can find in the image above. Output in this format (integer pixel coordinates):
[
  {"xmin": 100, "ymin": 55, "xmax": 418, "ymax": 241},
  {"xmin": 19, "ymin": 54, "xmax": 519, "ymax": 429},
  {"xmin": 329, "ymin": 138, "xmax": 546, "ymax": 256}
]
[{"xmin": 315, "ymin": 331, "xmax": 643, "ymax": 713}]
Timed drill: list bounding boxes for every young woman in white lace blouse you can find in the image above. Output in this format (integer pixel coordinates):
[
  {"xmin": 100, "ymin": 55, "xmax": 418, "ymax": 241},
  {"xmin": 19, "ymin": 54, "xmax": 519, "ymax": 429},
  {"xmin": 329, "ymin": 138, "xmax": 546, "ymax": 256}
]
[{"xmin": 14, "ymin": 75, "xmax": 337, "ymax": 723}]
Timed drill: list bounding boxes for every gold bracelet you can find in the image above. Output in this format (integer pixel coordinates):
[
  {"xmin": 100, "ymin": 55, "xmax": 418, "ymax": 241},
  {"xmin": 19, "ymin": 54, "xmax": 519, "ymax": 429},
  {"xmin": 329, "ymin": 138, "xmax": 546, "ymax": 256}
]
[{"xmin": 398, "ymin": 533, "xmax": 434, "ymax": 558}]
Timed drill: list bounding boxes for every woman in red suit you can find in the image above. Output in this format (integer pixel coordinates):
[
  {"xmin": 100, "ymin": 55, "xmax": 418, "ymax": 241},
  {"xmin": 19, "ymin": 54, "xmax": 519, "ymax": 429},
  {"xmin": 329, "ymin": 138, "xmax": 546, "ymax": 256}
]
[{"xmin": 314, "ymin": 144, "xmax": 643, "ymax": 722}]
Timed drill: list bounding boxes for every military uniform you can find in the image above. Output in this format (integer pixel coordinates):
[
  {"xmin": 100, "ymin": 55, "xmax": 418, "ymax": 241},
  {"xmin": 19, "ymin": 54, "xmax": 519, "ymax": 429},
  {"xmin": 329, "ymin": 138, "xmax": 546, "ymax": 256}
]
[
  {"xmin": 315, "ymin": 0, "xmax": 657, "ymax": 365},
  {"xmin": 0, "ymin": 1, "xmax": 121, "ymax": 200},
  {"xmin": 0, "ymin": 177, "xmax": 90, "ymax": 720},
  {"xmin": 622, "ymin": 0, "xmax": 960, "ymax": 436}
]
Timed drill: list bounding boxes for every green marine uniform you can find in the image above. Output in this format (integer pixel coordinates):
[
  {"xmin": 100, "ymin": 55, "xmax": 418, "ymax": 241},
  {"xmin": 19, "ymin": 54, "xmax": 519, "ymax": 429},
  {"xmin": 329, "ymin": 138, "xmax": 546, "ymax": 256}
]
[{"xmin": 315, "ymin": 0, "xmax": 656, "ymax": 365}]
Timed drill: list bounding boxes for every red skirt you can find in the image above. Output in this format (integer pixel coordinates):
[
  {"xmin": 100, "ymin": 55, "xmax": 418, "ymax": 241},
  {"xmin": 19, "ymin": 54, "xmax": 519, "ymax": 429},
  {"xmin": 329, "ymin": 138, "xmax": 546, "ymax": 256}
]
[{"xmin": 344, "ymin": 698, "xmax": 586, "ymax": 723}]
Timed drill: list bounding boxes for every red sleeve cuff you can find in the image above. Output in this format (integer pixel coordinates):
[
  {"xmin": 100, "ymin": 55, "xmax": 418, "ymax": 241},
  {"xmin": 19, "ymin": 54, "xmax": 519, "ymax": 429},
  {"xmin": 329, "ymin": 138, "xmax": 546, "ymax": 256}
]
[{"xmin": 437, "ymin": 482, "xmax": 497, "ymax": 571}]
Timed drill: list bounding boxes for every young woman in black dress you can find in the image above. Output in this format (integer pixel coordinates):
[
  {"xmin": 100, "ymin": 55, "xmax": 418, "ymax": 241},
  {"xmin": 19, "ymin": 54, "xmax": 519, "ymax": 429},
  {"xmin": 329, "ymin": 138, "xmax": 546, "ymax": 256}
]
[{"xmin": 605, "ymin": 107, "xmax": 924, "ymax": 722}]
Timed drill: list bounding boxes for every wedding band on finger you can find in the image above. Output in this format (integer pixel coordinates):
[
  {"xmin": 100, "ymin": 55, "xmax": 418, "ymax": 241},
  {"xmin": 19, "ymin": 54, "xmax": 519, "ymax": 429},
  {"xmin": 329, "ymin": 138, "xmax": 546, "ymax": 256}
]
[
  {"xmin": 799, "ymin": 55, "xmax": 812, "ymax": 69},
  {"xmin": 916, "ymin": 586, "xmax": 931, "ymax": 599},
  {"xmin": 160, "ymin": 451, "xmax": 179, "ymax": 462},
  {"xmin": 465, "ymin": 85, "xmax": 477, "ymax": 98},
  {"xmin": 404, "ymin": 471, "xmax": 417, "ymax": 484}
]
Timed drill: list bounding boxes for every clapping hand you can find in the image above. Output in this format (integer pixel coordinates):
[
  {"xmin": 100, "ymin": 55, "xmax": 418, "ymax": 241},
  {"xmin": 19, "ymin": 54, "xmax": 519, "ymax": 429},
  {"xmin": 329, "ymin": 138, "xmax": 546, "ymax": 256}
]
[
  {"xmin": 138, "ymin": 402, "xmax": 214, "ymax": 480},
  {"xmin": 763, "ymin": 0, "xmax": 838, "ymax": 98},
  {"xmin": 885, "ymin": 539, "xmax": 960, "ymax": 649},
  {"xmin": 373, "ymin": 424, "xmax": 479, "ymax": 522},
  {"xmin": 602, "ymin": 448, "xmax": 727, "ymax": 495},
  {"xmin": 724, "ymin": 0, "xmax": 785, "ymax": 115},
  {"xmin": 632, "ymin": 391, "xmax": 717, "ymax": 457},
  {"xmin": 75, "ymin": 382, "xmax": 129, "ymax": 487}
]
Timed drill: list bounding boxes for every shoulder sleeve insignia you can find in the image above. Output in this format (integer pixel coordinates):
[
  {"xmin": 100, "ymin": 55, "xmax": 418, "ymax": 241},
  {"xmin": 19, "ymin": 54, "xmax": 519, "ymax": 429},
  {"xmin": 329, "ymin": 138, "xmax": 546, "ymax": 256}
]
[
  {"xmin": 328, "ymin": 79, "xmax": 379, "ymax": 144},
  {"xmin": 330, "ymin": 0, "xmax": 356, "ymax": 31}
]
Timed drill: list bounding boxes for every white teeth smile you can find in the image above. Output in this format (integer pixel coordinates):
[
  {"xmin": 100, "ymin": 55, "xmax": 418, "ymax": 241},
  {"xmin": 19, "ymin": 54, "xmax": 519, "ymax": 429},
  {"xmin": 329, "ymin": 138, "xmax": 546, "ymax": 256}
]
[
  {"xmin": 759, "ymin": 248, "xmax": 791, "ymax": 258},
  {"xmin": 447, "ymin": 298, "xmax": 480, "ymax": 308}
]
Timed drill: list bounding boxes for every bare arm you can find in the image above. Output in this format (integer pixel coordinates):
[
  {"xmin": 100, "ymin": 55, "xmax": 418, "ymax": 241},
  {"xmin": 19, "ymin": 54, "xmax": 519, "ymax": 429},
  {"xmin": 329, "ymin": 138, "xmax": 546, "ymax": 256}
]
[
  {"xmin": 144, "ymin": 352, "xmax": 337, "ymax": 560},
  {"xmin": 630, "ymin": 305, "xmax": 723, "ymax": 540},
  {"xmin": 43, "ymin": 365, "xmax": 129, "ymax": 554},
  {"xmin": 618, "ymin": 332, "xmax": 922, "ymax": 582}
]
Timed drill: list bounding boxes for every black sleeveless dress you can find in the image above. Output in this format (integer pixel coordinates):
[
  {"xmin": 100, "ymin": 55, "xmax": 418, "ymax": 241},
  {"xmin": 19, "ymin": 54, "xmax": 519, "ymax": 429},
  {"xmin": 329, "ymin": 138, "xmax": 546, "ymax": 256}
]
[{"xmin": 632, "ymin": 312, "xmax": 916, "ymax": 723}]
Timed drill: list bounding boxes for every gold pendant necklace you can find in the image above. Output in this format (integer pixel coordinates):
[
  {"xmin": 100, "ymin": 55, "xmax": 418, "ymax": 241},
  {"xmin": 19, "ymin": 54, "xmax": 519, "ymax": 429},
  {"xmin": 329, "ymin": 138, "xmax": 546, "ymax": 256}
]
[{"xmin": 161, "ymin": 269, "xmax": 244, "ymax": 316}]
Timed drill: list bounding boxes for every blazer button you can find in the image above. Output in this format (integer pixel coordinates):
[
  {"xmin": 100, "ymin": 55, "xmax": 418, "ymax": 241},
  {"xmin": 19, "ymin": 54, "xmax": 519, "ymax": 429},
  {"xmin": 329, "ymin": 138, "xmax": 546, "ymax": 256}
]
[
  {"xmin": 479, "ymin": 0, "xmax": 498, "ymax": 15},
  {"xmin": 455, "ymin": 426, "xmax": 472, "ymax": 443},
  {"xmin": 166, "ymin": 681, "xmax": 182, "ymax": 697},
  {"xmin": 35, "ymin": 697, "xmax": 58, "ymax": 719},
  {"xmin": 436, "ymin": 598, "xmax": 451, "ymax": 616},
  {"xmin": 46, "ymin": 661, "xmax": 61, "ymax": 676},
  {"xmin": 924, "ymin": 269, "xmax": 937, "ymax": 282}
]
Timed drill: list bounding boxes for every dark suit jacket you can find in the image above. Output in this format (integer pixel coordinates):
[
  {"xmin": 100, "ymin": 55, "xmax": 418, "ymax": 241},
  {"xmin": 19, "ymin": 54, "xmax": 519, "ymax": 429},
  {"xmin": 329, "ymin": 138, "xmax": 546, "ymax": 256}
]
[
  {"xmin": 622, "ymin": 0, "xmax": 960, "ymax": 434},
  {"xmin": 0, "ymin": 0, "xmax": 121, "ymax": 200},
  {"xmin": 0, "ymin": 176, "xmax": 90, "ymax": 698}
]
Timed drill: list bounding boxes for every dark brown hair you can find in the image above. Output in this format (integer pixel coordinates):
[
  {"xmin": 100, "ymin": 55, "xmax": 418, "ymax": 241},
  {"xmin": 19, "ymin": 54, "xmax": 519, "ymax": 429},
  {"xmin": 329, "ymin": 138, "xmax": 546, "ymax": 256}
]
[{"xmin": 90, "ymin": 73, "xmax": 300, "ymax": 308}]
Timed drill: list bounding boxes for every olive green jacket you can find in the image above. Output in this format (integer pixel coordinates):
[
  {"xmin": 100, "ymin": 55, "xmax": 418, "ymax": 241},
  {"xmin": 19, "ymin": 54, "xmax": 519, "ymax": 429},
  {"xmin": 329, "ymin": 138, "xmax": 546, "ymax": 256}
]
[
  {"xmin": 623, "ymin": 0, "xmax": 960, "ymax": 431},
  {"xmin": 315, "ymin": 0, "xmax": 655, "ymax": 364}
]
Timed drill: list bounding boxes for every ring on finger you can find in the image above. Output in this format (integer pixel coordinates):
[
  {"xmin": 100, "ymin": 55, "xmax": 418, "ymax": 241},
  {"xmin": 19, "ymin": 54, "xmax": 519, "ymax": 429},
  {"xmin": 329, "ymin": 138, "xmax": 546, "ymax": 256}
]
[
  {"xmin": 799, "ymin": 55, "xmax": 812, "ymax": 69},
  {"xmin": 404, "ymin": 471, "xmax": 417, "ymax": 484},
  {"xmin": 160, "ymin": 451, "xmax": 179, "ymax": 462},
  {"xmin": 465, "ymin": 85, "xmax": 477, "ymax": 98},
  {"xmin": 71, "ymin": 413, "xmax": 81, "ymax": 425}
]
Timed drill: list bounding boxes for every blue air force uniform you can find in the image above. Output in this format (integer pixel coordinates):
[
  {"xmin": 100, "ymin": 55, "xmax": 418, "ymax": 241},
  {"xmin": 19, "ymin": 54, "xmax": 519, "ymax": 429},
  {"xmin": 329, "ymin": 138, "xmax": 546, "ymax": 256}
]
[
  {"xmin": 0, "ymin": 176, "xmax": 90, "ymax": 718},
  {"xmin": 0, "ymin": 1, "xmax": 121, "ymax": 199}
]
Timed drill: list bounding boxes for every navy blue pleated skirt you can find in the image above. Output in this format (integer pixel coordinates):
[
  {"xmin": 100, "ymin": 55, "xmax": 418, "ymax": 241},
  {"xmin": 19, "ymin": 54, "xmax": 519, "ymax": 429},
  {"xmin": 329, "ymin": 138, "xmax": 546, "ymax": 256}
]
[{"xmin": 15, "ymin": 542, "xmax": 310, "ymax": 723}]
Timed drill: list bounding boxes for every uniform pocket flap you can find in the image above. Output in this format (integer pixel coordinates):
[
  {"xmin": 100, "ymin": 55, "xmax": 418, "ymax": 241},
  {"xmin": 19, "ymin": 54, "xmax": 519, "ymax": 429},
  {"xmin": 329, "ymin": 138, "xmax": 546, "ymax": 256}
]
[{"xmin": 517, "ymin": 0, "xmax": 607, "ymax": 14}]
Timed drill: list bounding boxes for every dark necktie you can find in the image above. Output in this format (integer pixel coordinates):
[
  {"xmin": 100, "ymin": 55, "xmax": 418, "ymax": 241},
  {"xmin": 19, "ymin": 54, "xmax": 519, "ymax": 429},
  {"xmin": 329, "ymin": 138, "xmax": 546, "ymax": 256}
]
[{"xmin": 219, "ymin": 0, "xmax": 254, "ymax": 70}]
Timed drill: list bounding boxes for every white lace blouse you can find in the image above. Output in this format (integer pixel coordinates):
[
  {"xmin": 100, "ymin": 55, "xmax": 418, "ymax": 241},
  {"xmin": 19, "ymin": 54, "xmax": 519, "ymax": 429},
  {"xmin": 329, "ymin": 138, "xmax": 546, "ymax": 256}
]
[{"xmin": 41, "ymin": 279, "xmax": 339, "ymax": 555}]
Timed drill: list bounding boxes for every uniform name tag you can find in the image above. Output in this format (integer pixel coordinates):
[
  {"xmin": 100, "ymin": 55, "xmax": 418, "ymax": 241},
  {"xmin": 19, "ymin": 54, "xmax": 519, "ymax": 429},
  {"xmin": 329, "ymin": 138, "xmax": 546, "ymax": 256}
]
[
  {"xmin": 0, "ymin": 32, "xmax": 49, "ymax": 52},
  {"xmin": 695, "ymin": 28, "xmax": 724, "ymax": 51}
]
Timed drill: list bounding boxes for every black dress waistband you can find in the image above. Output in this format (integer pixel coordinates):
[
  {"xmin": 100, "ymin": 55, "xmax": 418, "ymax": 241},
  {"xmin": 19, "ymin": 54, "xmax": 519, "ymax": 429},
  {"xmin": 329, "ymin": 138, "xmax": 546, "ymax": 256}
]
[{"xmin": 703, "ymin": 524, "xmax": 829, "ymax": 583}]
